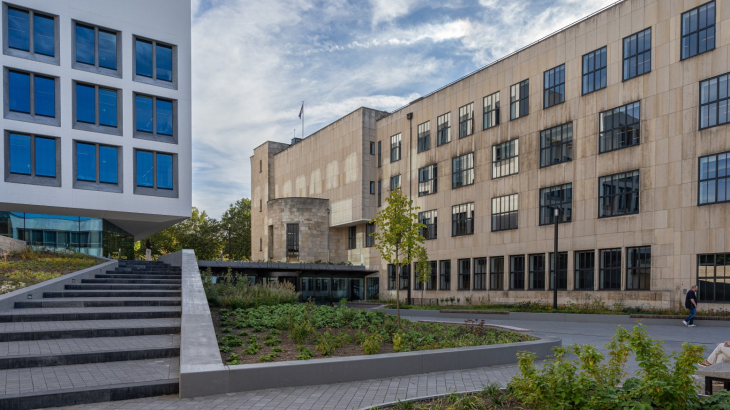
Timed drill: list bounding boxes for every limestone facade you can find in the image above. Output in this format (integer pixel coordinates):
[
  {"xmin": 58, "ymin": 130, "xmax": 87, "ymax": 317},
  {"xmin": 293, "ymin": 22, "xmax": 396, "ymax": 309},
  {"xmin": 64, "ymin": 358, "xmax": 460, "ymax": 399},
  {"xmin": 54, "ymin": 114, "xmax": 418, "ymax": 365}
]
[{"xmin": 252, "ymin": 0, "xmax": 730, "ymax": 310}]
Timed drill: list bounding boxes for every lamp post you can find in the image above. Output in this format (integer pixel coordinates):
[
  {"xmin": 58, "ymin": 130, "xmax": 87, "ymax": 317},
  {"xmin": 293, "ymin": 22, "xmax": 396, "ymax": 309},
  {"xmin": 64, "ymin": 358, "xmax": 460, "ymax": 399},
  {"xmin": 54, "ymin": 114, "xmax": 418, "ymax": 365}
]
[
  {"xmin": 553, "ymin": 207, "xmax": 559, "ymax": 310},
  {"xmin": 227, "ymin": 223, "xmax": 231, "ymax": 266},
  {"xmin": 326, "ymin": 208, "xmax": 330, "ymax": 263}
]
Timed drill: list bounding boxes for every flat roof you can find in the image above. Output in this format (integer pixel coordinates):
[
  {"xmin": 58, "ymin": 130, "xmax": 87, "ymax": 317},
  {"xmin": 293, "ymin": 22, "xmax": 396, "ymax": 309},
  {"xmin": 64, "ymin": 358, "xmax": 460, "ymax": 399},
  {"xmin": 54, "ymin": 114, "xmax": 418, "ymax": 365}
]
[{"xmin": 198, "ymin": 260, "xmax": 379, "ymax": 273}]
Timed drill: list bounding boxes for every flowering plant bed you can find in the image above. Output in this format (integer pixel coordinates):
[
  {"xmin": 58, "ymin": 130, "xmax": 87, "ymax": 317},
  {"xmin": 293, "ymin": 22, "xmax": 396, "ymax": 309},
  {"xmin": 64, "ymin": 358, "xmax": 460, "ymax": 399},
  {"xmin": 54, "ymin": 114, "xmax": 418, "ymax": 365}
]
[
  {"xmin": 0, "ymin": 249, "xmax": 99, "ymax": 294},
  {"xmin": 213, "ymin": 301, "xmax": 534, "ymax": 365}
]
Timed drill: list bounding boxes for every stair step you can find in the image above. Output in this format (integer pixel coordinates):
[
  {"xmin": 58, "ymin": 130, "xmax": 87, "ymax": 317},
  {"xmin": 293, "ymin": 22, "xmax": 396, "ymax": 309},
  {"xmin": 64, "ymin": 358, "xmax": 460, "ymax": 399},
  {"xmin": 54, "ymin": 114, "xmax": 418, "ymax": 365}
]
[
  {"xmin": 0, "ymin": 306, "xmax": 181, "ymax": 322},
  {"xmin": 43, "ymin": 290, "xmax": 181, "ymax": 298},
  {"xmin": 0, "ymin": 359, "xmax": 179, "ymax": 410},
  {"xmin": 15, "ymin": 297, "xmax": 181, "ymax": 308},
  {"xmin": 83, "ymin": 278, "xmax": 182, "ymax": 284},
  {"xmin": 0, "ymin": 318, "xmax": 180, "ymax": 342},
  {"xmin": 99, "ymin": 274, "xmax": 182, "ymax": 280},
  {"xmin": 109, "ymin": 269, "xmax": 182, "ymax": 275},
  {"xmin": 64, "ymin": 284, "xmax": 181, "ymax": 290}
]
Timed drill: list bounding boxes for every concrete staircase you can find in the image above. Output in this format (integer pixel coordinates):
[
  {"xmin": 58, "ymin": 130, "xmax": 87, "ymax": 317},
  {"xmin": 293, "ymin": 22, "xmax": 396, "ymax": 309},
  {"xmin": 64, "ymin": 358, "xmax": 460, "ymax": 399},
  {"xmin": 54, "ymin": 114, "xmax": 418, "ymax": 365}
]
[{"xmin": 0, "ymin": 260, "xmax": 181, "ymax": 410}]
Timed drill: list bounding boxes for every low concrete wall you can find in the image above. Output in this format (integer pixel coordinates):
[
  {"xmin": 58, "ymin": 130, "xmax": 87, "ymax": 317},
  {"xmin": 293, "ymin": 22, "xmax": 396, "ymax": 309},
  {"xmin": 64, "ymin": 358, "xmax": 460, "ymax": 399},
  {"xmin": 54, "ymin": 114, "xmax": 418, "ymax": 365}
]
[
  {"xmin": 0, "ymin": 236, "xmax": 27, "ymax": 253},
  {"xmin": 0, "ymin": 259, "xmax": 117, "ymax": 311},
  {"xmin": 159, "ymin": 251, "xmax": 184, "ymax": 267}
]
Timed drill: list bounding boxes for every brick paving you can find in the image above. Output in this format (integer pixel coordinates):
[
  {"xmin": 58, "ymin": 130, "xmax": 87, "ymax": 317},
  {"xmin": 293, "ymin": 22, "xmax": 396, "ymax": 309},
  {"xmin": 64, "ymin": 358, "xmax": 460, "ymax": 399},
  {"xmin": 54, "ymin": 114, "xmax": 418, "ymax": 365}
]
[
  {"xmin": 0, "ymin": 335, "xmax": 179, "ymax": 357},
  {"xmin": 0, "ymin": 318, "xmax": 180, "ymax": 333}
]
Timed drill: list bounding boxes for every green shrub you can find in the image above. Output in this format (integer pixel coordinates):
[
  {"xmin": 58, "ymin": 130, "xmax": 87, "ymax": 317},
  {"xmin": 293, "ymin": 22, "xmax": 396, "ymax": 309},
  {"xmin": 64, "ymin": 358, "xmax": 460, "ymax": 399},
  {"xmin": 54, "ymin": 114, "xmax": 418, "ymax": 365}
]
[
  {"xmin": 219, "ymin": 335, "xmax": 243, "ymax": 347},
  {"xmin": 227, "ymin": 353, "xmax": 241, "ymax": 365},
  {"xmin": 202, "ymin": 268, "xmax": 299, "ymax": 309},
  {"xmin": 315, "ymin": 331, "xmax": 337, "ymax": 356},
  {"xmin": 242, "ymin": 342, "xmax": 261, "ymax": 355},
  {"xmin": 291, "ymin": 320, "xmax": 315, "ymax": 344},
  {"xmin": 362, "ymin": 333, "xmax": 382, "ymax": 355},
  {"xmin": 295, "ymin": 345, "xmax": 314, "ymax": 360}
]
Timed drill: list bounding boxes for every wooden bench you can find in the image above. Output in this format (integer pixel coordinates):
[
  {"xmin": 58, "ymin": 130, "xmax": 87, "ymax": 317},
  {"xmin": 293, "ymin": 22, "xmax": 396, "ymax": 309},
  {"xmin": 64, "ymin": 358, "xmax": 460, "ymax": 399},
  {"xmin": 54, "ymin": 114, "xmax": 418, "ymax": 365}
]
[{"xmin": 696, "ymin": 362, "xmax": 730, "ymax": 394}]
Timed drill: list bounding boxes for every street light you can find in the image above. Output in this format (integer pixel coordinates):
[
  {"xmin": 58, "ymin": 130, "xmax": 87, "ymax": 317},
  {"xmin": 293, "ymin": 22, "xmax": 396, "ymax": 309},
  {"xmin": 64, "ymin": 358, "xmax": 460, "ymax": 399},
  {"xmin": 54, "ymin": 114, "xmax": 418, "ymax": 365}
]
[
  {"xmin": 227, "ymin": 223, "xmax": 231, "ymax": 265},
  {"xmin": 553, "ymin": 207, "xmax": 559, "ymax": 310}
]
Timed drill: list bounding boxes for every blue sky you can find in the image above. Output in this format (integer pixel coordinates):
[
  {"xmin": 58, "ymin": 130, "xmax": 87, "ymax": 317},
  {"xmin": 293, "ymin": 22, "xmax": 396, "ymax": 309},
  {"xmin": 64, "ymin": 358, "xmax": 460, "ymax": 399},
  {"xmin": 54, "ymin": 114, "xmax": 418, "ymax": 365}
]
[{"xmin": 190, "ymin": 0, "xmax": 616, "ymax": 218}]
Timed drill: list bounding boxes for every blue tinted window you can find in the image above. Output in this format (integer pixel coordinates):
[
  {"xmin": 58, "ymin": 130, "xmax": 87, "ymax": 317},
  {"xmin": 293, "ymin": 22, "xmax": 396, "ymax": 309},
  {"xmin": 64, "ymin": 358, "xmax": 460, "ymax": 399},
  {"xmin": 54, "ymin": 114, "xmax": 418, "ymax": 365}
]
[
  {"xmin": 98, "ymin": 30, "xmax": 117, "ymax": 69},
  {"xmin": 75, "ymin": 24, "xmax": 94, "ymax": 64},
  {"xmin": 136, "ymin": 151, "xmax": 154, "ymax": 187},
  {"xmin": 135, "ymin": 39, "xmax": 153, "ymax": 77},
  {"xmin": 136, "ymin": 96, "xmax": 153, "ymax": 132},
  {"xmin": 99, "ymin": 89, "xmax": 117, "ymax": 127},
  {"xmin": 156, "ymin": 99, "xmax": 173, "ymax": 135},
  {"xmin": 157, "ymin": 154, "xmax": 173, "ymax": 189},
  {"xmin": 33, "ymin": 14, "xmax": 54, "ymax": 56},
  {"xmin": 9, "ymin": 134, "xmax": 31, "ymax": 175},
  {"xmin": 77, "ymin": 143, "xmax": 96, "ymax": 182},
  {"xmin": 35, "ymin": 137, "xmax": 55, "ymax": 177},
  {"xmin": 156, "ymin": 44, "xmax": 173, "ymax": 81},
  {"xmin": 99, "ymin": 146, "xmax": 118, "ymax": 184},
  {"xmin": 76, "ymin": 84, "xmax": 95, "ymax": 124},
  {"xmin": 34, "ymin": 76, "xmax": 55, "ymax": 117},
  {"xmin": 8, "ymin": 71, "xmax": 30, "ymax": 113},
  {"xmin": 7, "ymin": 8, "xmax": 29, "ymax": 51}
]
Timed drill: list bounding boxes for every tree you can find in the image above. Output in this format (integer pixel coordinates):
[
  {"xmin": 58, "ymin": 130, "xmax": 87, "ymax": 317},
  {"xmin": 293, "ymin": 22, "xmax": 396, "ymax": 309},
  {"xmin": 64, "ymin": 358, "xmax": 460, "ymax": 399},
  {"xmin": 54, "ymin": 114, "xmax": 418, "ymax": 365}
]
[
  {"xmin": 370, "ymin": 187, "xmax": 428, "ymax": 328},
  {"xmin": 414, "ymin": 246, "xmax": 431, "ymax": 306},
  {"xmin": 136, "ymin": 207, "xmax": 224, "ymax": 260},
  {"xmin": 220, "ymin": 198, "xmax": 251, "ymax": 260}
]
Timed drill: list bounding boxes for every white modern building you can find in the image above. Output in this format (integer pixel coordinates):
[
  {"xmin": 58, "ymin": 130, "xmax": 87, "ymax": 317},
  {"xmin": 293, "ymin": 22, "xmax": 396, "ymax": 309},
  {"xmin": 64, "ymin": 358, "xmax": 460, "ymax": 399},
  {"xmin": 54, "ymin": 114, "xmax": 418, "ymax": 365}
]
[{"xmin": 0, "ymin": 0, "xmax": 192, "ymax": 256}]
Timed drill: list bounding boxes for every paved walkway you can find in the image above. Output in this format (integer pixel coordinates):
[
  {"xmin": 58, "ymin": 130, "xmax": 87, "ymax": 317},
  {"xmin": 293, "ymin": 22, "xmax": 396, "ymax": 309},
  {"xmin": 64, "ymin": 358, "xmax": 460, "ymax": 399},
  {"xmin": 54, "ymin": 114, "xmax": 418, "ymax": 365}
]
[{"xmin": 48, "ymin": 313, "xmax": 728, "ymax": 410}]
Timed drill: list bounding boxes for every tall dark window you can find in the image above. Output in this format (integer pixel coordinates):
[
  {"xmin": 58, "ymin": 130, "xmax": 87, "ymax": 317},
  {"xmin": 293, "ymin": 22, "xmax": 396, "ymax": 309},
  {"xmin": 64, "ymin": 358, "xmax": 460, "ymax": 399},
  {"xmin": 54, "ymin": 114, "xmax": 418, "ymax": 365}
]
[
  {"xmin": 418, "ymin": 164, "xmax": 437, "ymax": 196},
  {"xmin": 451, "ymin": 203, "xmax": 474, "ymax": 236},
  {"xmin": 399, "ymin": 265, "xmax": 409, "ymax": 290},
  {"xmin": 699, "ymin": 73, "xmax": 730, "ymax": 130},
  {"xmin": 348, "ymin": 226, "xmax": 356, "ymax": 250},
  {"xmin": 377, "ymin": 141, "xmax": 382, "ymax": 167},
  {"xmin": 490, "ymin": 256, "xmax": 504, "ymax": 290},
  {"xmin": 699, "ymin": 151, "xmax": 730, "ymax": 204},
  {"xmin": 627, "ymin": 246, "xmax": 651, "ymax": 290},
  {"xmin": 599, "ymin": 170, "xmax": 640, "ymax": 218},
  {"xmin": 539, "ymin": 184, "xmax": 572, "ymax": 225},
  {"xmin": 681, "ymin": 1, "xmax": 715, "ymax": 60},
  {"xmin": 418, "ymin": 210, "xmax": 437, "ymax": 240},
  {"xmin": 582, "ymin": 47, "xmax": 607, "ymax": 95},
  {"xmin": 8, "ymin": 70, "xmax": 56, "ymax": 119},
  {"xmin": 510, "ymin": 255, "xmax": 525, "ymax": 290},
  {"xmin": 697, "ymin": 253, "xmax": 730, "ymax": 302},
  {"xmin": 286, "ymin": 224, "xmax": 299, "ymax": 257},
  {"xmin": 7, "ymin": 133, "xmax": 56, "ymax": 178},
  {"xmin": 458, "ymin": 103, "xmax": 474, "ymax": 138},
  {"xmin": 365, "ymin": 223, "xmax": 375, "ymax": 248},
  {"xmin": 370, "ymin": 181, "xmax": 375, "ymax": 195},
  {"xmin": 539, "ymin": 122, "xmax": 573, "ymax": 167},
  {"xmin": 427, "ymin": 261, "xmax": 437, "ymax": 290},
  {"xmin": 390, "ymin": 175, "xmax": 401, "ymax": 191},
  {"xmin": 510, "ymin": 79, "xmax": 529, "ymax": 120},
  {"xmin": 529, "ymin": 254, "xmax": 545, "ymax": 290},
  {"xmin": 437, "ymin": 113, "xmax": 451, "ymax": 146},
  {"xmin": 599, "ymin": 248, "xmax": 622, "ymax": 290},
  {"xmin": 74, "ymin": 22, "xmax": 118, "ymax": 72},
  {"xmin": 599, "ymin": 102, "xmax": 640, "ymax": 152},
  {"xmin": 491, "ymin": 194, "xmax": 518, "ymax": 231},
  {"xmin": 390, "ymin": 133, "xmax": 401, "ymax": 162},
  {"xmin": 623, "ymin": 28, "xmax": 651, "ymax": 80},
  {"xmin": 574, "ymin": 251, "xmax": 595, "ymax": 290},
  {"xmin": 483, "ymin": 92, "xmax": 500, "ymax": 130},
  {"xmin": 135, "ymin": 37, "xmax": 174, "ymax": 83},
  {"xmin": 543, "ymin": 64, "xmax": 565, "ymax": 108},
  {"xmin": 474, "ymin": 258, "xmax": 487, "ymax": 290},
  {"xmin": 417, "ymin": 121, "xmax": 430, "ymax": 153},
  {"xmin": 7, "ymin": 7, "xmax": 56, "ymax": 58},
  {"xmin": 388, "ymin": 264, "xmax": 396, "ymax": 290},
  {"xmin": 492, "ymin": 139, "xmax": 518, "ymax": 179},
  {"xmin": 452, "ymin": 153, "xmax": 474, "ymax": 188},
  {"xmin": 549, "ymin": 252, "xmax": 568, "ymax": 290},
  {"xmin": 458, "ymin": 259, "xmax": 471, "ymax": 290},
  {"xmin": 439, "ymin": 260, "xmax": 451, "ymax": 290},
  {"xmin": 377, "ymin": 181, "xmax": 382, "ymax": 207}
]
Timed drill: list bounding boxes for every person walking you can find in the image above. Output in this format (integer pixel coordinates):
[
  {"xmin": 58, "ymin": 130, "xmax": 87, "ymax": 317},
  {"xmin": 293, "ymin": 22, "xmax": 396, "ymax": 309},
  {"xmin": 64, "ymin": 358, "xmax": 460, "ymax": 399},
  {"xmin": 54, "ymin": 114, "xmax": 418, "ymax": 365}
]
[
  {"xmin": 700, "ymin": 341, "xmax": 730, "ymax": 366},
  {"xmin": 683, "ymin": 285, "xmax": 698, "ymax": 327},
  {"xmin": 145, "ymin": 239, "xmax": 152, "ymax": 262}
]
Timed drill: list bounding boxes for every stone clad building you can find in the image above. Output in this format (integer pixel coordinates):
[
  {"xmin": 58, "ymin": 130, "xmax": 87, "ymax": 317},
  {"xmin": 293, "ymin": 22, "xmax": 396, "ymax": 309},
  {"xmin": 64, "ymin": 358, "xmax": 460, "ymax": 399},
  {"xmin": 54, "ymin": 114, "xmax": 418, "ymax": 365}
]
[{"xmin": 252, "ymin": 0, "xmax": 730, "ymax": 310}]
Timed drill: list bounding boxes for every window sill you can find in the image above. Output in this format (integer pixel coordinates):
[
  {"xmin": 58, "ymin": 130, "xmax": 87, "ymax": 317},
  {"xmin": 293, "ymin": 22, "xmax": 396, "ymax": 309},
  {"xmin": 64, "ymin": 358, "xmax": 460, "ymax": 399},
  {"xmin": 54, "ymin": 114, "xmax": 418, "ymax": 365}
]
[
  {"xmin": 622, "ymin": 70, "xmax": 651, "ymax": 82},
  {"xmin": 539, "ymin": 160, "xmax": 572, "ymax": 169},
  {"xmin": 134, "ymin": 185, "xmax": 178, "ymax": 198},
  {"xmin": 5, "ymin": 173, "xmax": 61, "ymax": 188},
  {"xmin": 133, "ymin": 73, "xmax": 177, "ymax": 90},
  {"xmin": 5, "ymin": 111, "xmax": 60, "ymax": 127},
  {"xmin": 492, "ymin": 227, "xmax": 518, "ymax": 232},
  {"xmin": 72, "ymin": 62, "xmax": 122, "ymax": 79},
  {"xmin": 598, "ymin": 143, "xmax": 640, "ymax": 155},
  {"xmin": 3, "ymin": 48, "xmax": 59, "ymax": 66},
  {"xmin": 74, "ymin": 122, "xmax": 123, "ymax": 137},
  {"xmin": 581, "ymin": 86, "xmax": 607, "ymax": 96},
  {"xmin": 680, "ymin": 48, "xmax": 714, "ymax": 62},
  {"xmin": 73, "ymin": 180, "xmax": 122, "ymax": 193},
  {"xmin": 597, "ymin": 212, "xmax": 640, "ymax": 219},
  {"xmin": 133, "ymin": 131, "xmax": 177, "ymax": 144},
  {"xmin": 510, "ymin": 114, "xmax": 529, "ymax": 122},
  {"xmin": 451, "ymin": 183, "xmax": 475, "ymax": 190},
  {"xmin": 543, "ymin": 100, "xmax": 565, "ymax": 110}
]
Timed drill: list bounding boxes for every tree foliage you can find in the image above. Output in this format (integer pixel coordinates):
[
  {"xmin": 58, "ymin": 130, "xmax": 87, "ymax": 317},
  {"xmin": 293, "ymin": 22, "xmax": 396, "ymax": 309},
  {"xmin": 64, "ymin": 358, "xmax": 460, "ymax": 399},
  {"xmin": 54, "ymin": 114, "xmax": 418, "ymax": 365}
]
[
  {"xmin": 220, "ymin": 198, "xmax": 252, "ymax": 260},
  {"xmin": 369, "ymin": 187, "xmax": 428, "ymax": 328}
]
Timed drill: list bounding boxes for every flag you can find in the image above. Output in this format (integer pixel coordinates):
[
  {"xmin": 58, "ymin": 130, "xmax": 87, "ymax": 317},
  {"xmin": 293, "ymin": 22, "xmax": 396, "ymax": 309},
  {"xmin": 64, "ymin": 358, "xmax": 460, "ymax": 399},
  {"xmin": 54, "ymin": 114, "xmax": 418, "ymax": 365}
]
[{"xmin": 298, "ymin": 103, "xmax": 303, "ymax": 119}]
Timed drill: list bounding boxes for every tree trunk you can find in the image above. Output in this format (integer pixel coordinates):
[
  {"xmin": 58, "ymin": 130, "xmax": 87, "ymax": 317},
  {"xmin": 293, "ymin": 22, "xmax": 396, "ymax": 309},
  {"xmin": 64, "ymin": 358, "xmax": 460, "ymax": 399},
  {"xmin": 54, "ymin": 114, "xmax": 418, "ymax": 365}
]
[{"xmin": 395, "ymin": 248, "xmax": 401, "ymax": 329}]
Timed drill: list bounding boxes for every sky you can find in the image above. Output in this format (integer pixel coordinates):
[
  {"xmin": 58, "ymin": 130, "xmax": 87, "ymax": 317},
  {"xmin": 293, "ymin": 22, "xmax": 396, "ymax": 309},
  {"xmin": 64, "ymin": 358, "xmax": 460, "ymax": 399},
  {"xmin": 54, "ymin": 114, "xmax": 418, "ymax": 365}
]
[{"xmin": 190, "ymin": 0, "xmax": 618, "ymax": 218}]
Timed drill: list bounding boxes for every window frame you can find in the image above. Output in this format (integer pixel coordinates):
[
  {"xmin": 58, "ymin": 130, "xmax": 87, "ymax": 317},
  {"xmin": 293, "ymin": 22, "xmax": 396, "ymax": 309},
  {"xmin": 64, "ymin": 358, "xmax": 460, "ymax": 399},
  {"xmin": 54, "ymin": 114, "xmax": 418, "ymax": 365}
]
[
  {"xmin": 389, "ymin": 174, "xmax": 401, "ymax": 191},
  {"xmin": 599, "ymin": 101, "xmax": 641, "ymax": 153},
  {"xmin": 3, "ymin": 67, "xmax": 60, "ymax": 127},
  {"xmin": 549, "ymin": 251, "xmax": 568, "ymax": 290},
  {"xmin": 528, "ymin": 253, "xmax": 545, "ymax": 290},
  {"xmin": 370, "ymin": 142, "xmax": 375, "ymax": 155},
  {"xmin": 377, "ymin": 180, "xmax": 382, "ymax": 207},
  {"xmin": 622, "ymin": 28, "xmax": 651, "ymax": 81},
  {"xmin": 452, "ymin": 152, "xmax": 475, "ymax": 189},
  {"xmin": 474, "ymin": 257, "xmax": 487, "ymax": 290},
  {"xmin": 365, "ymin": 223, "xmax": 375, "ymax": 248},
  {"xmin": 698, "ymin": 150, "xmax": 730, "ymax": 205},
  {"xmin": 582, "ymin": 46, "xmax": 607, "ymax": 95},
  {"xmin": 71, "ymin": 20, "xmax": 122, "ymax": 78},
  {"xmin": 626, "ymin": 246, "xmax": 651, "ymax": 290},
  {"xmin": 598, "ymin": 170, "xmax": 640, "ymax": 218},
  {"xmin": 490, "ymin": 256, "xmax": 504, "ymax": 290},
  {"xmin": 451, "ymin": 202, "xmax": 474, "ymax": 237},
  {"xmin": 377, "ymin": 141, "xmax": 382, "ymax": 167},
  {"xmin": 457, "ymin": 258, "xmax": 471, "ymax": 290},
  {"xmin": 510, "ymin": 79, "xmax": 529, "ymax": 120},
  {"xmin": 133, "ymin": 149, "xmax": 178, "ymax": 198},
  {"xmin": 543, "ymin": 64, "xmax": 565, "ymax": 109},
  {"xmin": 539, "ymin": 122, "xmax": 573, "ymax": 168},
  {"xmin": 599, "ymin": 248, "xmax": 622, "ymax": 290},
  {"xmin": 132, "ymin": 35, "xmax": 178, "ymax": 90},
  {"xmin": 491, "ymin": 194, "xmax": 518, "ymax": 232},
  {"xmin": 492, "ymin": 139, "xmax": 519, "ymax": 179},
  {"xmin": 387, "ymin": 264, "xmax": 396, "ymax": 290},
  {"xmin": 369, "ymin": 181, "xmax": 375, "ymax": 195},
  {"xmin": 3, "ymin": 4, "xmax": 59, "ymax": 65},
  {"xmin": 133, "ymin": 93, "xmax": 177, "ymax": 144},
  {"xmin": 418, "ymin": 210, "xmax": 437, "ymax": 240},
  {"xmin": 286, "ymin": 223, "xmax": 299, "ymax": 258},
  {"xmin": 348, "ymin": 226, "xmax": 357, "ymax": 250},
  {"xmin": 509, "ymin": 255, "xmax": 525, "ymax": 290},
  {"xmin": 699, "ymin": 73, "xmax": 730, "ymax": 130},
  {"xmin": 72, "ymin": 140, "xmax": 122, "ymax": 193},
  {"xmin": 681, "ymin": 1, "xmax": 716, "ymax": 61},
  {"xmin": 72, "ymin": 81, "xmax": 122, "ymax": 136},
  {"xmin": 539, "ymin": 183, "xmax": 573, "ymax": 225},
  {"xmin": 418, "ymin": 164, "xmax": 437, "ymax": 197},
  {"xmin": 4, "ymin": 130, "xmax": 61, "ymax": 187},
  {"xmin": 390, "ymin": 133, "xmax": 401, "ymax": 162},
  {"xmin": 437, "ymin": 113, "xmax": 451, "ymax": 146},
  {"xmin": 697, "ymin": 253, "xmax": 730, "ymax": 303},
  {"xmin": 417, "ymin": 121, "xmax": 430, "ymax": 153},
  {"xmin": 439, "ymin": 260, "xmax": 451, "ymax": 290},
  {"xmin": 574, "ymin": 250, "xmax": 595, "ymax": 290},
  {"xmin": 483, "ymin": 92, "xmax": 500, "ymax": 130},
  {"xmin": 458, "ymin": 102, "xmax": 474, "ymax": 138}
]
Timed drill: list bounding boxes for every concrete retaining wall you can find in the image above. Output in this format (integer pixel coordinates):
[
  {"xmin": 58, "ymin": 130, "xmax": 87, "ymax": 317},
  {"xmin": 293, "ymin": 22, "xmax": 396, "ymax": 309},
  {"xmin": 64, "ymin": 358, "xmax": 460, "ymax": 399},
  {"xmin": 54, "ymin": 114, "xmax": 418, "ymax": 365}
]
[
  {"xmin": 0, "ymin": 236, "xmax": 27, "ymax": 253},
  {"xmin": 0, "ymin": 259, "xmax": 117, "ymax": 311}
]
